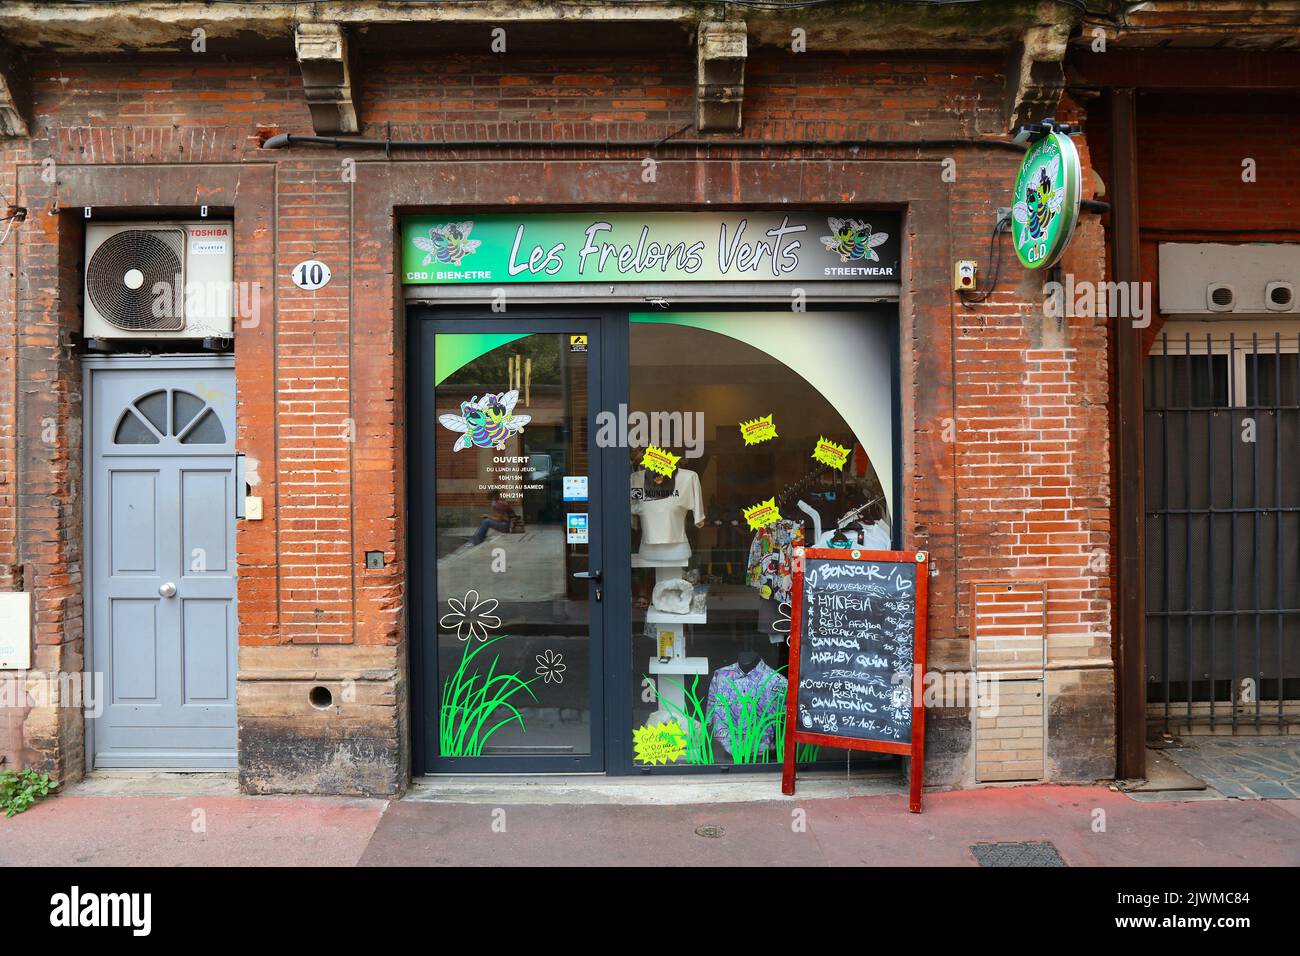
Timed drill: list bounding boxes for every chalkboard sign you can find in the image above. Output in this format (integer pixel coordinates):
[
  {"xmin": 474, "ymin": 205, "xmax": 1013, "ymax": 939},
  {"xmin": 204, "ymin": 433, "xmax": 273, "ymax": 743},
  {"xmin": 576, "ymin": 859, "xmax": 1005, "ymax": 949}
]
[{"xmin": 781, "ymin": 548, "xmax": 929, "ymax": 812}]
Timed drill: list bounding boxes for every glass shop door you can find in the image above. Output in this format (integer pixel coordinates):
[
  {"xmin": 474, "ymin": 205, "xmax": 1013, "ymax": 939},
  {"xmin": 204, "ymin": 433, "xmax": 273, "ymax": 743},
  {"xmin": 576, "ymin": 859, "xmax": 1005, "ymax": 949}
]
[{"xmin": 412, "ymin": 317, "xmax": 608, "ymax": 772}]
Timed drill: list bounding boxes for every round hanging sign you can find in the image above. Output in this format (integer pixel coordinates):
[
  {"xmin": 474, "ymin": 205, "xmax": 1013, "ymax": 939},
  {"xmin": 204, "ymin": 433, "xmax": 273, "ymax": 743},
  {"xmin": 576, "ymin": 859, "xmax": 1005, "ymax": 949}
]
[{"xmin": 1010, "ymin": 130, "xmax": 1082, "ymax": 270}]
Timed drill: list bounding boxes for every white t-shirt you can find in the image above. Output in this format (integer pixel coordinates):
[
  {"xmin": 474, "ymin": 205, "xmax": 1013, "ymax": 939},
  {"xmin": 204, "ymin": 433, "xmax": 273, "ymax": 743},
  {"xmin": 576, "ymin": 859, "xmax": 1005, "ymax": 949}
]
[{"xmin": 631, "ymin": 468, "xmax": 704, "ymax": 545}]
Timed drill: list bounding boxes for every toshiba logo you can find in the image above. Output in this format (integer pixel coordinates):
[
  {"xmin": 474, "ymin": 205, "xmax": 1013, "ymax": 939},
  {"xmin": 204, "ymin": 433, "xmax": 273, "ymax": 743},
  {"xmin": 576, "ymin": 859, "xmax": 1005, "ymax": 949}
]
[{"xmin": 190, "ymin": 227, "xmax": 229, "ymax": 237}]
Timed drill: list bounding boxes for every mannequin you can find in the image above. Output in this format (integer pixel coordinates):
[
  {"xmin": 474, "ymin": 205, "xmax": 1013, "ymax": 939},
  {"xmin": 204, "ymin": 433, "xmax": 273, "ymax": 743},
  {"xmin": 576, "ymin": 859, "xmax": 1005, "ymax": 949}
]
[
  {"xmin": 706, "ymin": 653, "xmax": 788, "ymax": 756},
  {"xmin": 631, "ymin": 466, "xmax": 705, "ymax": 562},
  {"xmin": 642, "ymin": 470, "xmax": 676, "ymax": 501}
]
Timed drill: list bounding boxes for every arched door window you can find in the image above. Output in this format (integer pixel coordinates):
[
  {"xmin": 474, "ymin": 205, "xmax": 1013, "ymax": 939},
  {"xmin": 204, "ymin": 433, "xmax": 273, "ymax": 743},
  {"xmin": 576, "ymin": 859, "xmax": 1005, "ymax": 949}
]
[{"xmin": 113, "ymin": 388, "xmax": 227, "ymax": 446}]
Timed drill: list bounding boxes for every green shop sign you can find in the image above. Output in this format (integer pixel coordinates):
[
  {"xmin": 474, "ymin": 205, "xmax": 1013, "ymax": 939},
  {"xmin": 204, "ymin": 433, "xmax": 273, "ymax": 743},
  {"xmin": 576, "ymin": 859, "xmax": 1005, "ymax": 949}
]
[
  {"xmin": 1011, "ymin": 130, "xmax": 1082, "ymax": 270},
  {"xmin": 401, "ymin": 212, "xmax": 901, "ymax": 285}
]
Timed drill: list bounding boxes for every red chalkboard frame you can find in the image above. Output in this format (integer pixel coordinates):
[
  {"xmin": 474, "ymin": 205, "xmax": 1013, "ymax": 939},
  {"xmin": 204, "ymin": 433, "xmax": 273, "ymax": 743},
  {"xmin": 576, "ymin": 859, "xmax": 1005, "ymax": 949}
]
[{"xmin": 780, "ymin": 548, "xmax": 929, "ymax": 813}]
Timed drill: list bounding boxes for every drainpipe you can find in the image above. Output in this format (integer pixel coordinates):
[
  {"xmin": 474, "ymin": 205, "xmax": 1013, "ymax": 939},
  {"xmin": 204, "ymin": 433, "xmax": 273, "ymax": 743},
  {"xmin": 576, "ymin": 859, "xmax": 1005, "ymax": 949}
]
[{"xmin": 1109, "ymin": 88, "xmax": 1147, "ymax": 781}]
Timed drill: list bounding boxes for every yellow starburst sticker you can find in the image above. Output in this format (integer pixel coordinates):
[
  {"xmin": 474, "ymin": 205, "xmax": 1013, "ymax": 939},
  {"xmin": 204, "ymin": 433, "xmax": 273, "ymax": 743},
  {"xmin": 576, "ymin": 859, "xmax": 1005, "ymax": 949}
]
[
  {"xmin": 811, "ymin": 436, "xmax": 851, "ymax": 471},
  {"xmin": 633, "ymin": 721, "xmax": 687, "ymax": 765},
  {"xmin": 743, "ymin": 497, "xmax": 783, "ymax": 530},
  {"xmin": 642, "ymin": 445, "xmax": 681, "ymax": 478},
  {"xmin": 739, "ymin": 414, "xmax": 778, "ymax": 446}
]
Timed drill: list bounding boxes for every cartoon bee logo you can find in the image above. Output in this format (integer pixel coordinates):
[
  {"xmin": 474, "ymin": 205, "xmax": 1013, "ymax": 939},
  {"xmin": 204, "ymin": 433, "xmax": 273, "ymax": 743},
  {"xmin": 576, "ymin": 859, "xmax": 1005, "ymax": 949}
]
[
  {"xmin": 820, "ymin": 217, "xmax": 890, "ymax": 263},
  {"xmin": 412, "ymin": 221, "xmax": 481, "ymax": 267},
  {"xmin": 439, "ymin": 390, "xmax": 531, "ymax": 451},
  {"xmin": 1013, "ymin": 156, "xmax": 1064, "ymax": 246}
]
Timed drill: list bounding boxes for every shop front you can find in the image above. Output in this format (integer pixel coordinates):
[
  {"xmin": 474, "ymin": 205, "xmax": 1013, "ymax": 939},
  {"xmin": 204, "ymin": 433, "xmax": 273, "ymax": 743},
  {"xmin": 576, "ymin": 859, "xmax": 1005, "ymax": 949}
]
[
  {"xmin": 406, "ymin": 212, "xmax": 903, "ymax": 775},
  {"xmin": 10, "ymin": 1, "xmax": 1242, "ymax": 799}
]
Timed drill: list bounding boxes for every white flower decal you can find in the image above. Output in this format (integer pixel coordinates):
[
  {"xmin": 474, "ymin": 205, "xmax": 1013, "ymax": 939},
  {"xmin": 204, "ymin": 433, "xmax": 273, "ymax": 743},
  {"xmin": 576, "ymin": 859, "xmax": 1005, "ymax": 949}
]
[
  {"xmin": 772, "ymin": 601, "xmax": 792, "ymax": 644},
  {"xmin": 535, "ymin": 649, "xmax": 566, "ymax": 684},
  {"xmin": 439, "ymin": 589, "xmax": 501, "ymax": 642}
]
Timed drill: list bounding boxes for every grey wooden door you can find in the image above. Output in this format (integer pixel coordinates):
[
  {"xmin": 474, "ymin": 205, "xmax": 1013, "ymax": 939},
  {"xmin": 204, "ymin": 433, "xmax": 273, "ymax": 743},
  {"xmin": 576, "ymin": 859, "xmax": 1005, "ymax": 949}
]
[{"xmin": 88, "ymin": 361, "xmax": 238, "ymax": 768}]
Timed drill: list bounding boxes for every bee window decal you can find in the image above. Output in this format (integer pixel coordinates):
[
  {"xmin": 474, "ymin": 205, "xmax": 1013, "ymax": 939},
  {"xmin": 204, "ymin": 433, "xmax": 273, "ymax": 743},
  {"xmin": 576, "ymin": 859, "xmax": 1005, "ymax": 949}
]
[
  {"xmin": 411, "ymin": 221, "xmax": 481, "ymax": 267},
  {"xmin": 820, "ymin": 217, "xmax": 889, "ymax": 263},
  {"xmin": 438, "ymin": 390, "xmax": 531, "ymax": 451}
]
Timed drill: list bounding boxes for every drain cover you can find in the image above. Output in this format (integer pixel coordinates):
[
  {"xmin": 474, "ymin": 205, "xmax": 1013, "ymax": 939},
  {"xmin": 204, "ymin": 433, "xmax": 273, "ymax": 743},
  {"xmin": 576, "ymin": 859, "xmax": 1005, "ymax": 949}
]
[
  {"xmin": 971, "ymin": 841, "xmax": 1066, "ymax": 867},
  {"xmin": 694, "ymin": 824, "xmax": 726, "ymax": 839}
]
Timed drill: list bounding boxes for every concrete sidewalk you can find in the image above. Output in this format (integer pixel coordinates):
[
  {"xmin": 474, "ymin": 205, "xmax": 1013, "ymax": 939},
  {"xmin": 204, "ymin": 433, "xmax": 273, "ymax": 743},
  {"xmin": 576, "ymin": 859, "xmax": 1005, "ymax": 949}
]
[{"xmin": 2, "ymin": 777, "xmax": 1298, "ymax": 867}]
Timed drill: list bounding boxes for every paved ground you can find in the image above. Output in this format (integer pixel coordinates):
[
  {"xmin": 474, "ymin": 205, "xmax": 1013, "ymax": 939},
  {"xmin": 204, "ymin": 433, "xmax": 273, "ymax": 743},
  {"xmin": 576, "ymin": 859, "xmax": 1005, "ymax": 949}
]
[
  {"xmin": 1164, "ymin": 737, "xmax": 1300, "ymax": 799},
  {"xmin": 3, "ymin": 775, "xmax": 1300, "ymax": 867},
  {"xmin": 0, "ymin": 793, "xmax": 382, "ymax": 867}
]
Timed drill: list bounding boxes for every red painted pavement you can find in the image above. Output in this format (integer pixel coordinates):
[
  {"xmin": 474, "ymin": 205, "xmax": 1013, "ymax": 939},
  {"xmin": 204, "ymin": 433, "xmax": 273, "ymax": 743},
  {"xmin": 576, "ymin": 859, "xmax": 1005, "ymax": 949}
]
[
  {"xmin": 2, "ymin": 785, "xmax": 1298, "ymax": 867},
  {"xmin": 0, "ymin": 795, "xmax": 385, "ymax": 867},
  {"xmin": 360, "ymin": 786, "xmax": 1300, "ymax": 867}
]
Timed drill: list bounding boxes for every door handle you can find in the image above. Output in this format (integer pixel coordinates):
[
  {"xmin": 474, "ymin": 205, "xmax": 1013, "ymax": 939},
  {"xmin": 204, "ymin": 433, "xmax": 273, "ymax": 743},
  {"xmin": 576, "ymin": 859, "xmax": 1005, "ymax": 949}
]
[
  {"xmin": 572, "ymin": 569, "xmax": 602, "ymax": 601},
  {"xmin": 159, "ymin": 582, "xmax": 177, "ymax": 598}
]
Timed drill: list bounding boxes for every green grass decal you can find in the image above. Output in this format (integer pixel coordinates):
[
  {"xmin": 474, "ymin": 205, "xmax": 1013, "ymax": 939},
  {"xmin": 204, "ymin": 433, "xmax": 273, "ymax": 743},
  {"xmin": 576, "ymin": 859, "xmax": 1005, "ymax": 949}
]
[
  {"xmin": 717, "ymin": 667, "xmax": 787, "ymax": 764},
  {"xmin": 647, "ymin": 667, "xmax": 823, "ymax": 766},
  {"xmin": 441, "ymin": 636, "xmax": 539, "ymax": 757},
  {"xmin": 773, "ymin": 686, "xmax": 823, "ymax": 765},
  {"xmin": 648, "ymin": 673, "xmax": 717, "ymax": 765},
  {"xmin": 795, "ymin": 742, "xmax": 823, "ymax": 763}
]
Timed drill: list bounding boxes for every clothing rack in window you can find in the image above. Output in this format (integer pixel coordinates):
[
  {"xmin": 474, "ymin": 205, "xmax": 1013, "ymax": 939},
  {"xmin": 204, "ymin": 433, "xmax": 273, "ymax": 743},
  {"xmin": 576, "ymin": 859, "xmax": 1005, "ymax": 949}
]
[
  {"xmin": 835, "ymin": 493, "xmax": 885, "ymax": 531},
  {"xmin": 775, "ymin": 463, "xmax": 832, "ymax": 507}
]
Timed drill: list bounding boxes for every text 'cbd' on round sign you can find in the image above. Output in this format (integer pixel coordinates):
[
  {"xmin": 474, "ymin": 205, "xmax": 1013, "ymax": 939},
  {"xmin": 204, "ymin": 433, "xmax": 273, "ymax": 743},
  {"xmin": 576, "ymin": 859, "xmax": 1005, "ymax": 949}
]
[
  {"xmin": 1010, "ymin": 131, "xmax": 1082, "ymax": 270},
  {"xmin": 291, "ymin": 259, "xmax": 331, "ymax": 291}
]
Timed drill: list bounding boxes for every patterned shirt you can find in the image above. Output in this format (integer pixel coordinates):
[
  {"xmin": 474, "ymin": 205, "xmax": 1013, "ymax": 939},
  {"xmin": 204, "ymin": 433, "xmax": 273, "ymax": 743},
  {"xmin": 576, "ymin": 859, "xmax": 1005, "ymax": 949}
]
[
  {"xmin": 746, "ymin": 520, "xmax": 804, "ymax": 603},
  {"xmin": 706, "ymin": 660, "xmax": 789, "ymax": 755}
]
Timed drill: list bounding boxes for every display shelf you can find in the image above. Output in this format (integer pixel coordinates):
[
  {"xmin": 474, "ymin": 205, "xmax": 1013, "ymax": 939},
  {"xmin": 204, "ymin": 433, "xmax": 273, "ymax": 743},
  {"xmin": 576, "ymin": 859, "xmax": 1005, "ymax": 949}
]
[
  {"xmin": 645, "ymin": 607, "xmax": 707, "ymax": 625},
  {"xmin": 648, "ymin": 656, "xmax": 709, "ymax": 676},
  {"xmin": 645, "ymin": 656, "xmax": 710, "ymax": 727}
]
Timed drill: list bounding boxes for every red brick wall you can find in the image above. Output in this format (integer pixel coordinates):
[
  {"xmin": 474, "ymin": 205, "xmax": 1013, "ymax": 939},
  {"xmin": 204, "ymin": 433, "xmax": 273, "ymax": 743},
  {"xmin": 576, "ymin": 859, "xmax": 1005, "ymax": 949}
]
[
  {"xmin": 274, "ymin": 158, "xmax": 356, "ymax": 645},
  {"xmin": 954, "ymin": 95, "xmax": 1111, "ymax": 644},
  {"xmin": 0, "ymin": 49, "xmax": 1113, "ymax": 788}
]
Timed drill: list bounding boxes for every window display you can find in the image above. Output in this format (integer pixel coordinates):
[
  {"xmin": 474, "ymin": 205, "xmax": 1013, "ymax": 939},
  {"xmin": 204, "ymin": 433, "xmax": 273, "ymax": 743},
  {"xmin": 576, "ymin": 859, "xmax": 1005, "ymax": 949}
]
[
  {"xmin": 630, "ymin": 466, "xmax": 705, "ymax": 562},
  {"xmin": 422, "ymin": 310, "xmax": 897, "ymax": 773},
  {"xmin": 628, "ymin": 310, "xmax": 896, "ymax": 769}
]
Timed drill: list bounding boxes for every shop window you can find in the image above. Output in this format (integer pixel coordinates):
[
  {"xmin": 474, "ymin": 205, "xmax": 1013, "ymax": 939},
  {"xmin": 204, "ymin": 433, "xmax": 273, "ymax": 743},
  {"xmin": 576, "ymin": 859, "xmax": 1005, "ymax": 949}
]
[
  {"xmin": 425, "ymin": 312, "xmax": 897, "ymax": 771},
  {"xmin": 627, "ymin": 311, "xmax": 895, "ymax": 770}
]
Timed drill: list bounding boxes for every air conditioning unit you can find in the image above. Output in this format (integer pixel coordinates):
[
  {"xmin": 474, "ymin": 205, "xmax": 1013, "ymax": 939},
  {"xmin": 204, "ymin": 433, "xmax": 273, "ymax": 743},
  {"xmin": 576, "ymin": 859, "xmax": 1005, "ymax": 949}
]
[{"xmin": 83, "ymin": 222, "xmax": 234, "ymax": 340}]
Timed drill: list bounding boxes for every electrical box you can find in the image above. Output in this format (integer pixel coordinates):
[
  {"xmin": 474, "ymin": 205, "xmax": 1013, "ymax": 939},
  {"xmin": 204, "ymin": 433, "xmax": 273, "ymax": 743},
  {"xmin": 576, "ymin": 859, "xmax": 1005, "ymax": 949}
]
[
  {"xmin": 0, "ymin": 591, "xmax": 32, "ymax": 670},
  {"xmin": 954, "ymin": 259, "xmax": 978, "ymax": 292}
]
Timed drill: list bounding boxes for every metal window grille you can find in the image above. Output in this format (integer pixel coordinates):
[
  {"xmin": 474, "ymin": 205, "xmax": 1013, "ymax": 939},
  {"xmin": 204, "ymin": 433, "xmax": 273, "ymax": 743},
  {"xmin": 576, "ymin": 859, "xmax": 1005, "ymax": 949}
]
[{"xmin": 1145, "ymin": 329, "xmax": 1300, "ymax": 733}]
